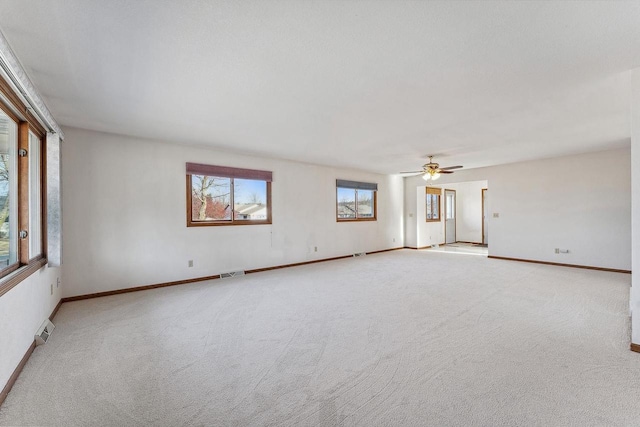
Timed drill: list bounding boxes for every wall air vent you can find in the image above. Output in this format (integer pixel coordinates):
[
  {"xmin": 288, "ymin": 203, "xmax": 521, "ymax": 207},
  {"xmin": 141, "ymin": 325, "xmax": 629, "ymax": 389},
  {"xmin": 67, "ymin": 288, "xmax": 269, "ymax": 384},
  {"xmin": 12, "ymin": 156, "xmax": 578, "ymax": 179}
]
[
  {"xmin": 220, "ymin": 270, "xmax": 245, "ymax": 279},
  {"xmin": 353, "ymin": 252, "xmax": 366, "ymax": 257},
  {"xmin": 35, "ymin": 319, "xmax": 55, "ymax": 346}
]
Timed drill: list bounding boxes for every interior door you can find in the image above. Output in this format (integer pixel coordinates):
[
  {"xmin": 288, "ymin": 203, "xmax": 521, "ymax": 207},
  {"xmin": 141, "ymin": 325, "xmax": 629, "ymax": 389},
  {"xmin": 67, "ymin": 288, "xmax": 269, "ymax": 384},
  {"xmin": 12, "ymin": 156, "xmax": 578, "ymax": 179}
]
[
  {"xmin": 482, "ymin": 188, "xmax": 488, "ymax": 245},
  {"xmin": 445, "ymin": 190, "xmax": 456, "ymax": 244}
]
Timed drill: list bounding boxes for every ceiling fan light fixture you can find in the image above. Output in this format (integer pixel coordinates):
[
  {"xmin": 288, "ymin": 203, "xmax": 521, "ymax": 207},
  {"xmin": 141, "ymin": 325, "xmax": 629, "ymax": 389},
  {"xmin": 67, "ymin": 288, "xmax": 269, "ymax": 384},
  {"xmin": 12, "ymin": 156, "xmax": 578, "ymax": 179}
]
[{"xmin": 422, "ymin": 169, "xmax": 441, "ymax": 181}]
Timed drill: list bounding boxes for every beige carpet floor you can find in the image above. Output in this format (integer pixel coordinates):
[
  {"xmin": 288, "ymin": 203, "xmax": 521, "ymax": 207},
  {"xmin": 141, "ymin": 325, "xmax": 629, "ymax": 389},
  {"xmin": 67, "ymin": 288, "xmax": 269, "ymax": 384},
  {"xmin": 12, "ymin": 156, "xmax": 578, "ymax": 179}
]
[{"xmin": 0, "ymin": 250, "xmax": 639, "ymax": 426}]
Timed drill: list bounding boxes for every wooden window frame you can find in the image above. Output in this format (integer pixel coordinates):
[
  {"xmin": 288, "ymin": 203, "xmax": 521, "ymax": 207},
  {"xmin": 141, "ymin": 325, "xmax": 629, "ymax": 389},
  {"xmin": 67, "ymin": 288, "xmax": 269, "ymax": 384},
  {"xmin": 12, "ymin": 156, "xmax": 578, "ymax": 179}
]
[
  {"xmin": 426, "ymin": 187, "xmax": 441, "ymax": 222},
  {"xmin": 0, "ymin": 80, "xmax": 48, "ymax": 297},
  {"xmin": 186, "ymin": 173, "xmax": 272, "ymax": 227},
  {"xmin": 336, "ymin": 187, "xmax": 378, "ymax": 222}
]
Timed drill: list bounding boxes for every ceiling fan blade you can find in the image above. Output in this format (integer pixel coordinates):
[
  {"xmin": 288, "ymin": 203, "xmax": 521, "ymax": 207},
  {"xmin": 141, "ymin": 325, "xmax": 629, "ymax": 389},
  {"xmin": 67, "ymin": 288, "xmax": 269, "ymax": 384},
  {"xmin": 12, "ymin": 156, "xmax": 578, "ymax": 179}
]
[
  {"xmin": 439, "ymin": 165, "xmax": 463, "ymax": 171},
  {"xmin": 399, "ymin": 170, "xmax": 424, "ymax": 174},
  {"xmin": 439, "ymin": 170, "xmax": 454, "ymax": 174}
]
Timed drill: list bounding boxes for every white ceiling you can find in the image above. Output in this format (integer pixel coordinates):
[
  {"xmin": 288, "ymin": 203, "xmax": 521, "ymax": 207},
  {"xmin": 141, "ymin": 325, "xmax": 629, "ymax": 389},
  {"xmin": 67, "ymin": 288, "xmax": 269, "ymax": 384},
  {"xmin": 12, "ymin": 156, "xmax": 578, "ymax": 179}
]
[{"xmin": 0, "ymin": 1, "xmax": 638, "ymax": 173}]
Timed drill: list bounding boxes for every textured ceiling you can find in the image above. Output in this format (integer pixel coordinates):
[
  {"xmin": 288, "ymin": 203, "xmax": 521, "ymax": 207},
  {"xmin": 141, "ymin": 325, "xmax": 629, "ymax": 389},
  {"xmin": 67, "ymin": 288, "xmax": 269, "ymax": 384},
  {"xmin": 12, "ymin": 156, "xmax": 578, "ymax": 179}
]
[{"xmin": 0, "ymin": 1, "xmax": 638, "ymax": 173}]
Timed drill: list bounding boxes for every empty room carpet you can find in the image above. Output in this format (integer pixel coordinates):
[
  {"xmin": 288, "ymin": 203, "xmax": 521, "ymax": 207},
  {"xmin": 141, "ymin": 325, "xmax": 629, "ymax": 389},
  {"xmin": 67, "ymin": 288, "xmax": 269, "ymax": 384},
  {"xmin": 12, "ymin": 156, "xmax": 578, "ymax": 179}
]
[{"xmin": 1, "ymin": 250, "xmax": 639, "ymax": 426}]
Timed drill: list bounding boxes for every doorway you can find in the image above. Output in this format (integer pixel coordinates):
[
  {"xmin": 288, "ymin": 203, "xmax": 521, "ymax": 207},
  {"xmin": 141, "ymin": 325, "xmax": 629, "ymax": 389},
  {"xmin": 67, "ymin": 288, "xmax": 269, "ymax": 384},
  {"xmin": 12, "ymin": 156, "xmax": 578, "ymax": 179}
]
[
  {"xmin": 482, "ymin": 188, "xmax": 488, "ymax": 245},
  {"xmin": 445, "ymin": 189, "xmax": 456, "ymax": 244}
]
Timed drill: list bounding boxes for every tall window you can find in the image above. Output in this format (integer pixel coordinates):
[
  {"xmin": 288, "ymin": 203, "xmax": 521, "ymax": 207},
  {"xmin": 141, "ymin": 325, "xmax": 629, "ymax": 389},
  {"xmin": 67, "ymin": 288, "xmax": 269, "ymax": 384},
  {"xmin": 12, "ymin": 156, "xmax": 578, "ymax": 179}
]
[
  {"xmin": 426, "ymin": 187, "xmax": 441, "ymax": 222},
  {"xmin": 0, "ymin": 110, "xmax": 17, "ymax": 269},
  {"xmin": 336, "ymin": 179, "xmax": 377, "ymax": 221},
  {"xmin": 186, "ymin": 163, "xmax": 272, "ymax": 226},
  {"xmin": 29, "ymin": 131, "xmax": 42, "ymax": 258},
  {"xmin": 0, "ymin": 103, "xmax": 46, "ymax": 285}
]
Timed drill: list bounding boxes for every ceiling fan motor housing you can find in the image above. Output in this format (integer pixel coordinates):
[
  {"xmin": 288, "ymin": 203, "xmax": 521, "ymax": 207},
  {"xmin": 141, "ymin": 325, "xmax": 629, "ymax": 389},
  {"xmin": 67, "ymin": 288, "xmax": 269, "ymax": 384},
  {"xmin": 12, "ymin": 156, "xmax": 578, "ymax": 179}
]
[{"xmin": 424, "ymin": 162, "xmax": 439, "ymax": 171}]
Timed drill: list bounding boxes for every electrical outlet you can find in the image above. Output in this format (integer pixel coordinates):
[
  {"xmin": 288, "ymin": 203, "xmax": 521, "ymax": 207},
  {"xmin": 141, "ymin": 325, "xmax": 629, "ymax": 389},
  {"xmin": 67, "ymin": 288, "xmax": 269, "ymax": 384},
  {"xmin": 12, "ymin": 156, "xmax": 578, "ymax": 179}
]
[
  {"xmin": 393, "ymin": 238, "xmax": 396, "ymax": 242},
  {"xmin": 493, "ymin": 213, "xmax": 500, "ymax": 218},
  {"xmin": 50, "ymin": 284, "xmax": 53, "ymax": 295},
  {"xmin": 188, "ymin": 260, "xmax": 193, "ymax": 267},
  {"xmin": 314, "ymin": 246, "xmax": 318, "ymax": 252},
  {"xmin": 555, "ymin": 248, "xmax": 560, "ymax": 254},
  {"xmin": 56, "ymin": 278, "xmax": 60, "ymax": 288}
]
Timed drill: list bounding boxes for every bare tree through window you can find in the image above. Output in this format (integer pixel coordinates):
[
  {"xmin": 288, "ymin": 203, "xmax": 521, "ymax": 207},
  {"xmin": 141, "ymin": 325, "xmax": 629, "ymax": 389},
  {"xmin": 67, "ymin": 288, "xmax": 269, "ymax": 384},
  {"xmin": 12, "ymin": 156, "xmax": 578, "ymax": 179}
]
[
  {"xmin": 189, "ymin": 174, "xmax": 270, "ymax": 224},
  {"xmin": 336, "ymin": 186, "xmax": 376, "ymax": 220},
  {"xmin": 191, "ymin": 175, "xmax": 231, "ymax": 221}
]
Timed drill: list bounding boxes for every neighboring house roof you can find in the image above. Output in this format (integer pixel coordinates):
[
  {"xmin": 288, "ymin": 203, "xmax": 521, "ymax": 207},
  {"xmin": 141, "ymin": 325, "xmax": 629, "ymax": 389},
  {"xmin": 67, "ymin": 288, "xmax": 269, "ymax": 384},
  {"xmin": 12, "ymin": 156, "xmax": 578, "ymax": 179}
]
[{"xmin": 235, "ymin": 204, "xmax": 266, "ymax": 216}]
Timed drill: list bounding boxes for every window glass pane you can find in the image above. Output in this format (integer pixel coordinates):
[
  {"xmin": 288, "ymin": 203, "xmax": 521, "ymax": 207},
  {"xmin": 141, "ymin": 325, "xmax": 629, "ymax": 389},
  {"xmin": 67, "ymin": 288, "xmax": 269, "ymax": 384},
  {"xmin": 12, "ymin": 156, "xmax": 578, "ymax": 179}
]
[
  {"xmin": 357, "ymin": 190, "xmax": 374, "ymax": 218},
  {"xmin": 446, "ymin": 193, "xmax": 454, "ymax": 220},
  {"xmin": 234, "ymin": 178, "xmax": 268, "ymax": 220},
  {"xmin": 433, "ymin": 196, "xmax": 439, "ymax": 219},
  {"xmin": 337, "ymin": 187, "xmax": 356, "ymax": 219},
  {"xmin": 29, "ymin": 131, "xmax": 42, "ymax": 258},
  {"xmin": 0, "ymin": 111, "xmax": 17, "ymax": 267},
  {"xmin": 426, "ymin": 195, "xmax": 432, "ymax": 220},
  {"xmin": 191, "ymin": 175, "xmax": 231, "ymax": 221}
]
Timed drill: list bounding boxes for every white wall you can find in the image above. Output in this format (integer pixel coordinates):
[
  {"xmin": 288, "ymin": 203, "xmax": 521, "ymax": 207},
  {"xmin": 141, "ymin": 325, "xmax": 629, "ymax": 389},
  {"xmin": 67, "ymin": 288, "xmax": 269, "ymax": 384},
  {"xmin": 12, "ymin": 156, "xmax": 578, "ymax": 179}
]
[
  {"xmin": 631, "ymin": 68, "xmax": 640, "ymax": 345},
  {"xmin": 405, "ymin": 148, "xmax": 631, "ymax": 270},
  {"xmin": 61, "ymin": 127, "xmax": 404, "ymax": 298},
  {"xmin": 404, "ymin": 187, "xmax": 418, "ymax": 248},
  {"xmin": 0, "ymin": 265, "xmax": 62, "ymax": 393},
  {"xmin": 445, "ymin": 181, "xmax": 487, "ymax": 243}
]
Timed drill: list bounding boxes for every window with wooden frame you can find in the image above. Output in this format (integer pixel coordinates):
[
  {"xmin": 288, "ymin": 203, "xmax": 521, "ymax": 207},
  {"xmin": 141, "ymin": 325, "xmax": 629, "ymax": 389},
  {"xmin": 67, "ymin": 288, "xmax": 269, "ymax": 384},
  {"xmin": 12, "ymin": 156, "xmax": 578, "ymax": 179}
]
[
  {"xmin": 426, "ymin": 187, "xmax": 441, "ymax": 222},
  {"xmin": 186, "ymin": 163, "xmax": 272, "ymax": 226},
  {"xmin": 0, "ymin": 88, "xmax": 46, "ymax": 288},
  {"xmin": 336, "ymin": 179, "xmax": 377, "ymax": 221}
]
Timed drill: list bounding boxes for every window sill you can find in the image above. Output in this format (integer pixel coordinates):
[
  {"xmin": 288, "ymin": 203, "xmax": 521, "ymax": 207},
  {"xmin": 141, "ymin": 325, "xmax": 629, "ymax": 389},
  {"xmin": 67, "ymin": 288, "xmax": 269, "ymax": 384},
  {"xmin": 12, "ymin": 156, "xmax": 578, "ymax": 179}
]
[
  {"xmin": 337, "ymin": 218, "xmax": 377, "ymax": 222},
  {"xmin": 187, "ymin": 220, "xmax": 272, "ymax": 227},
  {"xmin": 0, "ymin": 257, "xmax": 48, "ymax": 298},
  {"xmin": 425, "ymin": 219, "xmax": 441, "ymax": 223}
]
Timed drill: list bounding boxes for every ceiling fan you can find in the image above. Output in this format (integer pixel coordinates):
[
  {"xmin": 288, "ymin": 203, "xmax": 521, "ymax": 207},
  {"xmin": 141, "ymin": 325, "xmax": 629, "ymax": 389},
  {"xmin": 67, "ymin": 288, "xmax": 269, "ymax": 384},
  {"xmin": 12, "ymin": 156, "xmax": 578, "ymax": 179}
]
[{"xmin": 400, "ymin": 156, "xmax": 463, "ymax": 181}]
